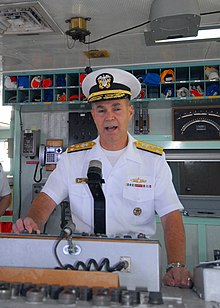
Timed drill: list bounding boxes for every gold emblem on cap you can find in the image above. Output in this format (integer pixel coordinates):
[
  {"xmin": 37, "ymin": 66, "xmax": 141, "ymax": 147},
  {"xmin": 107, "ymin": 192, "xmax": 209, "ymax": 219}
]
[
  {"xmin": 130, "ymin": 177, "xmax": 146, "ymax": 183},
  {"xmin": 97, "ymin": 73, "xmax": 112, "ymax": 90},
  {"xmin": 133, "ymin": 207, "xmax": 142, "ymax": 216}
]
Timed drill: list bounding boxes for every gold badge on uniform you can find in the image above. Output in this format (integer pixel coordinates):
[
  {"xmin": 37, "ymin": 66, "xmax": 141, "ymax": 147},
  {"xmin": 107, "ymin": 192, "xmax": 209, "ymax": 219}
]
[
  {"xmin": 126, "ymin": 177, "xmax": 151, "ymax": 188},
  {"xmin": 75, "ymin": 178, "xmax": 88, "ymax": 184},
  {"xmin": 130, "ymin": 177, "xmax": 146, "ymax": 183},
  {"xmin": 133, "ymin": 207, "xmax": 142, "ymax": 216}
]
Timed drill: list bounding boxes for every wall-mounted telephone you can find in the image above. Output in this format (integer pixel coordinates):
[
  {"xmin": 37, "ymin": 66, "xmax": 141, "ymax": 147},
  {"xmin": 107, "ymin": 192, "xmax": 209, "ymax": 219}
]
[
  {"xmin": 34, "ymin": 140, "xmax": 64, "ymax": 183},
  {"xmin": 39, "ymin": 144, "xmax": 64, "ymax": 166},
  {"xmin": 21, "ymin": 130, "xmax": 40, "ymax": 157}
]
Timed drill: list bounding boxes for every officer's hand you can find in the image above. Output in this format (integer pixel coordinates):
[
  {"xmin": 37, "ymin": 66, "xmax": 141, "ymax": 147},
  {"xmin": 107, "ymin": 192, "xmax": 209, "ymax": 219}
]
[
  {"xmin": 12, "ymin": 217, "xmax": 40, "ymax": 234},
  {"xmin": 162, "ymin": 267, "xmax": 193, "ymax": 288}
]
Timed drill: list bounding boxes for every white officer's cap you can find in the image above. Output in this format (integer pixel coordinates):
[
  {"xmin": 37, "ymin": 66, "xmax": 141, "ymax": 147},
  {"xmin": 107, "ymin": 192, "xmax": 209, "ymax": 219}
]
[{"xmin": 82, "ymin": 68, "xmax": 141, "ymax": 103}]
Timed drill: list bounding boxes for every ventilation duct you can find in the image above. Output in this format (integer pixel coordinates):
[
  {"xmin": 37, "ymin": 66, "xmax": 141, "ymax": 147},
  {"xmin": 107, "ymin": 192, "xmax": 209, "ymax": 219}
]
[{"xmin": 0, "ymin": 1, "xmax": 62, "ymax": 35}]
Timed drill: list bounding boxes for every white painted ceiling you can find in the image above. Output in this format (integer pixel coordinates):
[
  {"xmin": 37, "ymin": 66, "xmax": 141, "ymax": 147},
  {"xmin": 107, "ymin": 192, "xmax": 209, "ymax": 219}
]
[{"xmin": 0, "ymin": 0, "xmax": 220, "ymax": 73}]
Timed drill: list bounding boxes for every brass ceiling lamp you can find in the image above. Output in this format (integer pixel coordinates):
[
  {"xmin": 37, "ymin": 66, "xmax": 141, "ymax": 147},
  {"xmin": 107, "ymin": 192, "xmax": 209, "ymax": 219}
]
[{"xmin": 65, "ymin": 17, "xmax": 91, "ymax": 42}]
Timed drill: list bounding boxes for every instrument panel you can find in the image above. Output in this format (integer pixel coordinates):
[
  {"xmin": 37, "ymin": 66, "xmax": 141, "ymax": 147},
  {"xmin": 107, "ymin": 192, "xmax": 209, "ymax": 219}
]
[
  {"xmin": 172, "ymin": 107, "xmax": 220, "ymax": 141},
  {"xmin": 0, "ymin": 234, "xmax": 216, "ymax": 307},
  {"xmin": 0, "ymin": 233, "xmax": 161, "ymax": 292},
  {"xmin": 0, "ymin": 282, "xmax": 213, "ymax": 307}
]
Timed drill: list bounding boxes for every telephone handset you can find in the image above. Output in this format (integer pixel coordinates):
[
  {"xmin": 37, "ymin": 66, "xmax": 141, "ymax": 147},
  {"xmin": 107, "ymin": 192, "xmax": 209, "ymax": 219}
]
[
  {"xmin": 34, "ymin": 144, "xmax": 64, "ymax": 183},
  {"xmin": 39, "ymin": 144, "xmax": 64, "ymax": 166}
]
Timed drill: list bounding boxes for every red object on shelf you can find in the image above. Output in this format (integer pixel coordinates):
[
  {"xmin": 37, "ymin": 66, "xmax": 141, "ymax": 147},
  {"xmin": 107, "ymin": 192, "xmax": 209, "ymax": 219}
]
[{"xmin": 0, "ymin": 210, "xmax": 13, "ymax": 233}]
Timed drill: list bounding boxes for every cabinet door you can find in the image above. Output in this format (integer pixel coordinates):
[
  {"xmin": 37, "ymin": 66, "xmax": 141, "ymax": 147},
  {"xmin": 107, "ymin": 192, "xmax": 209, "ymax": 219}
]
[
  {"xmin": 155, "ymin": 219, "xmax": 199, "ymax": 273},
  {"xmin": 206, "ymin": 225, "xmax": 220, "ymax": 261}
]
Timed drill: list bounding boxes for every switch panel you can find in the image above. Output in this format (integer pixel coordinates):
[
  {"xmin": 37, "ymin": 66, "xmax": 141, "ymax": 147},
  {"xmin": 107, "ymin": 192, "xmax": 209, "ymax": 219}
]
[{"xmin": 68, "ymin": 112, "xmax": 98, "ymax": 145}]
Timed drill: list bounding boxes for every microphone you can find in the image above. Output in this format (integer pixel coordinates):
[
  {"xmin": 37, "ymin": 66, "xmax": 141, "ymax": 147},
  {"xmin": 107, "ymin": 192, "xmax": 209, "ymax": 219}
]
[
  {"xmin": 87, "ymin": 160, "xmax": 103, "ymax": 183},
  {"xmin": 60, "ymin": 221, "xmax": 76, "ymax": 256},
  {"xmin": 87, "ymin": 160, "xmax": 106, "ymax": 234}
]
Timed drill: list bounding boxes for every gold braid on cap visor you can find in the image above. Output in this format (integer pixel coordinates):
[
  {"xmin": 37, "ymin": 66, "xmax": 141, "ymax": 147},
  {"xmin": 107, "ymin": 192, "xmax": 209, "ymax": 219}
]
[{"xmin": 88, "ymin": 89, "xmax": 132, "ymax": 102}]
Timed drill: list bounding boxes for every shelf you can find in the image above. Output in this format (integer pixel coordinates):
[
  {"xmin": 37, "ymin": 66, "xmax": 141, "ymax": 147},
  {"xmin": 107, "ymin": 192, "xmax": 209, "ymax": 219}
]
[
  {"xmin": 132, "ymin": 64, "xmax": 220, "ymax": 101},
  {"xmin": 3, "ymin": 71, "xmax": 86, "ymax": 105},
  {"xmin": 3, "ymin": 62, "xmax": 220, "ymax": 106}
]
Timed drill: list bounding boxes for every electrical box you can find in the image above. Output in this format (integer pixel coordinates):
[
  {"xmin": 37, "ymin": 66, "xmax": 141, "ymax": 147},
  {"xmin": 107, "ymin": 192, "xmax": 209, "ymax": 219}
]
[
  {"xmin": 68, "ymin": 112, "xmax": 97, "ymax": 145},
  {"xmin": 134, "ymin": 103, "xmax": 149, "ymax": 134},
  {"xmin": 21, "ymin": 130, "xmax": 40, "ymax": 157}
]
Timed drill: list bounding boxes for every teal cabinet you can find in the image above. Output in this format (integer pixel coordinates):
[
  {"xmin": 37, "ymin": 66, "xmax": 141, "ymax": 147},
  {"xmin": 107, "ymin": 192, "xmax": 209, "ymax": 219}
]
[
  {"xmin": 155, "ymin": 216, "xmax": 220, "ymax": 274},
  {"xmin": 3, "ymin": 71, "xmax": 85, "ymax": 106},
  {"xmin": 3, "ymin": 62, "xmax": 220, "ymax": 106}
]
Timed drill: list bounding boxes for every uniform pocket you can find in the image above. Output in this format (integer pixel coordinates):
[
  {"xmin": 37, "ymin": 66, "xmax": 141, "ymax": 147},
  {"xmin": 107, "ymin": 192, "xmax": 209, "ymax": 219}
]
[{"xmin": 69, "ymin": 184, "xmax": 92, "ymax": 218}]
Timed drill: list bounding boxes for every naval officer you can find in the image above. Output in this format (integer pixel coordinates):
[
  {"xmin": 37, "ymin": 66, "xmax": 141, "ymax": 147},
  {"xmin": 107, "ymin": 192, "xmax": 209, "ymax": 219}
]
[{"xmin": 13, "ymin": 68, "xmax": 192, "ymax": 288}]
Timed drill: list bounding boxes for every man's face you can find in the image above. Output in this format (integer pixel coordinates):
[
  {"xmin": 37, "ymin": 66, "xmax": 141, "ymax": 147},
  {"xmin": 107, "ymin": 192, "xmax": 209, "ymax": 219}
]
[{"xmin": 91, "ymin": 99, "xmax": 133, "ymax": 150}]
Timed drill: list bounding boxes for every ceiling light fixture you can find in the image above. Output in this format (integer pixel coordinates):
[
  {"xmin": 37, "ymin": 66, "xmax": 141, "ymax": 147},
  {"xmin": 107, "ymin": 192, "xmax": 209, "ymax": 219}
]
[
  {"xmin": 144, "ymin": 24, "xmax": 220, "ymax": 45},
  {"xmin": 147, "ymin": 0, "xmax": 201, "ymax": 41},
  {"xmin": 142, "ymin": 0, "xmax": 220, "ymax": 45},
  {"xmin": 65, "ymin": 17, "xmax": 91, "ymax": 42}
]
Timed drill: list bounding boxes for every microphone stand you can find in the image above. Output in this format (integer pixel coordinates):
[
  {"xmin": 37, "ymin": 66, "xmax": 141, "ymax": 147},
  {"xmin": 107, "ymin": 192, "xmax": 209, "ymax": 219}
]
[{"xmin": 87, "ymin": 177, "xmax": 106, "ymax": 234}]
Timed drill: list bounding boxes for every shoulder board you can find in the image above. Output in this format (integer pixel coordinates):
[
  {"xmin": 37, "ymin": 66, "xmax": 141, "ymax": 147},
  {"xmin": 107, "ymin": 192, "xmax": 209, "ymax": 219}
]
[
  {"xmin": 67, "ymin": 141, "xmax": 96, "ymax": 153},
  {"xmin": 134, "ymin": 141, "xmax": 163, "ymax": 156}
]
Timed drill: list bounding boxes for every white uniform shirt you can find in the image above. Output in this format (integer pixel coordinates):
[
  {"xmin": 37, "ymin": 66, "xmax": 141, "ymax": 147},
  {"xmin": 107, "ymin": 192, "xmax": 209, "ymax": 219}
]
[
  {"xmin": 0, "ymin": 164, "xmax": 10, "ymax": 197},
  {"xmin": 42, "ymin": 134, "xmax": 183, "ymax": 237}
]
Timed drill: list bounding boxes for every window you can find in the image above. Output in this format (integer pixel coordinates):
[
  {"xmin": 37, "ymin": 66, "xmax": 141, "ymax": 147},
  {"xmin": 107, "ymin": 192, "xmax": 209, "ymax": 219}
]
[
  {"xmin": 0, "ymin": 140, "xmax": 10, "ymax": 172},
  {"xmin": 0, "ymin": 98, "xmax": 11, "ymax": 172}
]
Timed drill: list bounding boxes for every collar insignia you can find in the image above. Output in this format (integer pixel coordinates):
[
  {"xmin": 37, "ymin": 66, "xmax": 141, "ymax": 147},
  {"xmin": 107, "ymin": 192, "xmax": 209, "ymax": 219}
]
[{"xmin": 76, "ymin": 178, "xmax": 88, "ymax": 184}]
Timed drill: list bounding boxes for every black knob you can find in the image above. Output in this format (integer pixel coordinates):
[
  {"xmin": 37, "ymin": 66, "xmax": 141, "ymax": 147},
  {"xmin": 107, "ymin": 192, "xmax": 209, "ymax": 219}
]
[
  {"xmin": 49, "ymin": 285, "xmax": 64, "ymax": 299},
  {"xmin": 20, "ymin": 283, "xmax": 35, "ymax": 297},
  {"xmin": 79, "ymin": 287, "xmax": 93, "ymax": 301},
  {"xmin": 137, "ymin": 233, "xmax": 147, "ymax": 239},
  {"xmin": 148, "ymin": 291, "xmax": 163, "ymax": 305}
]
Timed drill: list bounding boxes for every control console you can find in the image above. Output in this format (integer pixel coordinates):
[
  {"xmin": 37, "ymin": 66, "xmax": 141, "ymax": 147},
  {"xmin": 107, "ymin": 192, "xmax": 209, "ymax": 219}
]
[{"xmin": 0, "ymin": 233, "xmax": 161, "ymax": 292}]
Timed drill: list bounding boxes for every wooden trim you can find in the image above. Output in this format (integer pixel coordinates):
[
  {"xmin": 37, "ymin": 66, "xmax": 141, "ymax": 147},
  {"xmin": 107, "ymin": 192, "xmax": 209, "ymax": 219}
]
[
  {"xmin": 0, "ymin": 234, "xmax": 160, "ymax": 245},
  {"xmin": 0, "ymin": 267, "xmax": 119, "ymax": 288}
]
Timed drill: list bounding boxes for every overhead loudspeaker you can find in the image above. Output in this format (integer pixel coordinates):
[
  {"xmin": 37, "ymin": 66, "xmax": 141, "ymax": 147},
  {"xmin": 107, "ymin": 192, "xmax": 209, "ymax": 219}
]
[{"xmin": 148, "ymin": 0, "xmax": 201, "ymax": 41}]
